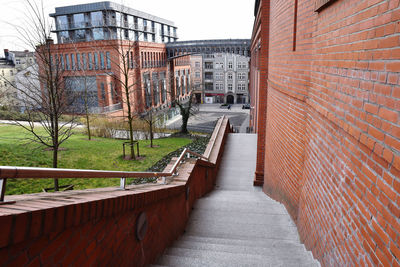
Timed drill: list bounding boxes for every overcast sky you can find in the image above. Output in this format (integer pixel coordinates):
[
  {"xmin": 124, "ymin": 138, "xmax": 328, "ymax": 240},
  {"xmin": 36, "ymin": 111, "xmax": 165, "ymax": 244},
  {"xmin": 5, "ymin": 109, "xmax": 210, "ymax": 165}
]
[{"xmin": 0, "ymin": 0, "xmax": 255, "ymax": 54}]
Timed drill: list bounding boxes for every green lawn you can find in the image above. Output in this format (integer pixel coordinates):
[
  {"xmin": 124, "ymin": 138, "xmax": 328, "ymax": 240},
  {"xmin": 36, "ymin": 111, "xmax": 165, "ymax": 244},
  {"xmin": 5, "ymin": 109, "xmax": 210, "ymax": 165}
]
[{"xmin": 0, "ymin": 124, "xmax": 191, "ymax": 195}]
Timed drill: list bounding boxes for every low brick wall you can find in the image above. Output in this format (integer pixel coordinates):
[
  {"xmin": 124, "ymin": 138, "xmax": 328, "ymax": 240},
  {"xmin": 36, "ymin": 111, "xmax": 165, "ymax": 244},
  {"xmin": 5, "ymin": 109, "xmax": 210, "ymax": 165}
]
[{"xmin": 0, "ymin": 117, "xmax": 231, "ymax": 266}]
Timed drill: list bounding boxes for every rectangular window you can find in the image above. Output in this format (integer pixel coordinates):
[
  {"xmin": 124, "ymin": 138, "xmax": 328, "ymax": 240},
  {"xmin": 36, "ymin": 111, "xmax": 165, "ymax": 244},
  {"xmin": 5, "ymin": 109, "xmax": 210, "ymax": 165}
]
[
  {"xmin": 228, "ymin": 73, "xmax": 233, "ymax": 80},
  {"xmin": 205, "ymin": 62, "xmax": 213, "ymax": 69},
  {"xmin": 228, "ymin": 84, "xmax": 233, "ymax": 91},
  {"xmin": 110, "ymin": 82, "xmax": 116, "ymax": 103},
  {"xmin": 100, "ymin": 52, "xmax": 105, "ymax": 69},
  {"xmin": 195, "ymin": 71, "xmax": 200, "ymax": 78},
  {"xmin": 94, "ymin": 52, "xmax": 99, "ymax": 70},
  {"xmin": 65, "ymin": 54, "xmax": 70, "ymax": 70},
  {"xmin": 77, "ymin": 53, "xmax": 81, "ymax": 70},
  {"xmin": 82, "ymin": 53, "xmax": 87, "ymax": 70},
  {"xmin": 101, "ymin": 83, "xmax": 106, "ymax": 103},
  {"xmin": 106, "ymin": 52, "xmax": 111, "ymax": 69},
  {"xmin": 88, "ymin": 53, "xmax": 93, "ymax": 70},
  {"xmin": 228, "ymin": 62, "xmax": 233, "ymax": 69},
  {"xmin": 71, "ymin": 54, "xmax": 76, "ymax": 70},
  {"xmin": 195, "ymin": 62, "xmax": 200, "ymax": 68},
  {"xmin": 60, "ymin": 54, "xmax": 65, "ymax": 70},
  {"xmin": 93, "ymin": 28, "xmax": 104, "ymax": 40}
]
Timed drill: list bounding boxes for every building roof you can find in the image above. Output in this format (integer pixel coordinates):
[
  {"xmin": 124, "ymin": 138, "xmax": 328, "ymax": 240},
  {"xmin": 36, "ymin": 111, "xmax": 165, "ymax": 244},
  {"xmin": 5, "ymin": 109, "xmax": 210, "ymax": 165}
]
[
  {"xmin": 9, "ymin": 51, "xmax": 34, "ymax": 57},
  {"xmin": 50, "ymin": 1, "xmax": 175, "ymax": 27}
]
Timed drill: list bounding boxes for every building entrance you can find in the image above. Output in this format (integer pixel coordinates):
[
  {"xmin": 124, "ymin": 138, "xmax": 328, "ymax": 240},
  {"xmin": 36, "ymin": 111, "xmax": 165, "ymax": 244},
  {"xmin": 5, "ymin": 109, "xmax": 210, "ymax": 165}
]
[{"xmin": 226, "ymin": 95, "xmax": 234, "ymax": 104}]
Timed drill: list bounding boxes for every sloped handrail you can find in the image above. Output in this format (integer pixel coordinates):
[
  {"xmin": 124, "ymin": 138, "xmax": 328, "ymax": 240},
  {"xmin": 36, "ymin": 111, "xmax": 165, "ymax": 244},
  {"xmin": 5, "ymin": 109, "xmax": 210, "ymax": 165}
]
[{"xmin": 0, "ymin": 116, "xmax": 226, "ymax": 203}]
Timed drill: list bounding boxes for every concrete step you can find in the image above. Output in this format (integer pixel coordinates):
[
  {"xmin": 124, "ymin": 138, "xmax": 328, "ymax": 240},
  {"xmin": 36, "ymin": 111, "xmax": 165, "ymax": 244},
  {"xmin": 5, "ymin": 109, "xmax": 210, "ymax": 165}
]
[
  {"xmin": 184, "ymin": 219, "xmax": 300, "ymax": 242},
  {"xmin": 193, "ymin": 198, "xmax": 288, "ymax": 215},
  {"xmin": 188, "ymin": 210, "xmax": 296, "ymax": 227},
  {"xmin": 170, "ymin": 239, "xmax": 312, "ymax": 258},
  {"xmin": 159, "ymin": 247, "xmax": 319, "ymax": 267},
  {"xmin": 179, "ymin": 235, "xmax": 304, "ymax": 250}
]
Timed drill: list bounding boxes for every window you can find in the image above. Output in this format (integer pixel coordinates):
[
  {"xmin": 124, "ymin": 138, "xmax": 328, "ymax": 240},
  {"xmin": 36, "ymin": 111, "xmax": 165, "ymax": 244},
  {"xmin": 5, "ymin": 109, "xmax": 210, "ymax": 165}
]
[
  {"xmin": 71, "ymin": 54, "xmax": 76, "ymax": 70},
  {"xmin": 216, "ymin": 83, "xmax": 223, "ymax": 90},
  {"xmin": 205, "ymin": 62, "xmax": 213, "ymax": 69},
  {"xmin": 65, "ymin": 54, "xmax": 70, "ymax": 70},
  {"xmin": 144, "ymin": 33, "xmax": 148, "ymax": 41},
  {"xmin": 73, "ymin": 13, "xmax": 85, "ymax": 28},
  {"xmin": 106, "ymin": 52, "xmax": 111, "ymax": 69},
  {"xmin": 57, "ymin": 15, "xmax": 68, "ymax": 30},
  {"xmin": 205, "ymin": 82, "xmax": 213, "ymax": 91},
  {"xmin": 215, "ymin": 62, "xmax": 224, "ymax": 69},
  {"xmin": 61, "ymin": 54, "xmax": 65, "ymax": 70},
  {"xmin": 88, "ymin": 53, "xmax": 93, "ymax": 70},
  {"xmin": 205, "ymin": 72, "xmax": 213, "ymax": 80},
  {"xmin": 238, "ymin": 83, "xmax": 246, "ymax": 91},
  {"xmin": 76, "ymin": 54, "xmax": 81, "ymax": 70},
  {"xmin": 228, "ymin": 61, "xmax": 233, "ymax": 69},
  {"xmin": 100, "ymin": 52, "xmax": 105, "ymax": 69},
  {"xmin": 195, "ymin": 71, "xmax": 200, "ymax": 78},
  {"xmin": 238, "ymin": 73, "xmax": 246, "ymax": 80},
  {"xmin": 228, "ymin": 84, "xmax": 233, "ymax": 91},
  {"xmin": 82, "ymin": 53, "xmax": 87, "ymax": 70},
  {"xmin": 59, "ymin": 31, "xmax": 69, "ymax": 43},
  {"xmin": 195, "ymin": 61, "xmax": 200, "ymax": 68},
  {"xmin": 16, "ymin": 59, "xmax": 21, "ymax": 65},
  {"xmin": 227, "ymin": 73, "xmax": 233, "ymax": 80},
  {"xmin": 215, "ymin": 73, "xmax": 223, "ymax": 80},
  {"xmin": 75, "ymin": 30, "xmax": 85, "ymax": 41},
  {"xmin": 101, "ymin": 83, "xmax": 106, "ymax": 103},
  {"xmin": 94, "ymin": 52, "xmax": 99, "ymax": 70},
  {"xmin": 93, "ymin": 28, "xmax": 104, "ymax": 40},
  {"xmin": 91, "ymin": 11, "xmax": 103, "ymax": 26}
]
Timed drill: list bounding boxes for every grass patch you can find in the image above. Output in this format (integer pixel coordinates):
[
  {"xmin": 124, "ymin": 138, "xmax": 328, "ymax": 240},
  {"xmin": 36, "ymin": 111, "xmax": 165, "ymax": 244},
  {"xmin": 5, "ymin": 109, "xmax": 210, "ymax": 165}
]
[{"xmin": 0, "ymin": 125, "xmax": 191, "ymax": 195}]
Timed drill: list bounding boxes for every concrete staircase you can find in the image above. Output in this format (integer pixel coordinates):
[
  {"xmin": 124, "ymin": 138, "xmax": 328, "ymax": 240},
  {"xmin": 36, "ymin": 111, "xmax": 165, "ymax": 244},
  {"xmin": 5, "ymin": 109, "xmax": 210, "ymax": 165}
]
[{"xmin": 153, "ymin": 134, "xmax": 319, "ymax": 267}]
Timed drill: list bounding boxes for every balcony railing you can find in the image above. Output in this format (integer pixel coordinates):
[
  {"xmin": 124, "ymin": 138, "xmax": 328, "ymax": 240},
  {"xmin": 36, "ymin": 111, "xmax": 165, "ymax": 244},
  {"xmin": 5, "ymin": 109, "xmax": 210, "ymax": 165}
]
[{"xmin": 0, "ymin": 116, "xmax": 226, "ymax": 203}]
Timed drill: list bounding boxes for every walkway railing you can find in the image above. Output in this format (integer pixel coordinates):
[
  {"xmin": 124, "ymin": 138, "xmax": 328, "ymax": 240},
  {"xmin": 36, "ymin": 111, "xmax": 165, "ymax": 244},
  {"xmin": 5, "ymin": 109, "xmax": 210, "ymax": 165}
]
[{"xmin": 0, "ymin": 116, "xmax": 226, "ymax": 204}]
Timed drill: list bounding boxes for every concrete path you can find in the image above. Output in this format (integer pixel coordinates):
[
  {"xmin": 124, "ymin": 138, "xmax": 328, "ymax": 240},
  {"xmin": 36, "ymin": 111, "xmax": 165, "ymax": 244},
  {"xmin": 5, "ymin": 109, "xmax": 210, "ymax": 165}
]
[{"xmin": 154, "ymin": 134, "xmax": 319, "ymax": 266}]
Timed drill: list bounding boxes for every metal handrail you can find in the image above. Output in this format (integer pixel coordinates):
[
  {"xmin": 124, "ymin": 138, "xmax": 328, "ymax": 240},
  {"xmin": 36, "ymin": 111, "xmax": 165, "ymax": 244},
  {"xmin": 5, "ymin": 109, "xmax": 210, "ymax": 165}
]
[{"xmin": 0, "ymin": 116, "xmax": 226, "ymax": 203}]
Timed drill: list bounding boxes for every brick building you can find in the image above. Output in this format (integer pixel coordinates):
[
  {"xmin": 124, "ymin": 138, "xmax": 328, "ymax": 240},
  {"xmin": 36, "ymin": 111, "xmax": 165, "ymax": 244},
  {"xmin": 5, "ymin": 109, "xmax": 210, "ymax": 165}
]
[
  {"xmin": 45, "ymin": 1, "xmax": 189, "ymax": 117},
  {"xmin": 250, "ymin": 0, "xmax": 400, "ymax": 266}
]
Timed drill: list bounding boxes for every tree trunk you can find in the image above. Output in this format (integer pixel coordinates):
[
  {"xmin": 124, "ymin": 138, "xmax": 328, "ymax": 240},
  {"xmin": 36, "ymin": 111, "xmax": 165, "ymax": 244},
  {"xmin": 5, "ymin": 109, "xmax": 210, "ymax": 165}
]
[
  {"xmin": 53, "ymin": 145, "xmax": 59, "ymax": 191},
  {"xmin": 128, "ymin": 117, "xmax": 136, "ymax": 160},
  {"xmin": 84, "ymin": 78, "xmax": 91, "ymax": 140},
  {"xmin": 180, "ymin": 109, "xmax": 189, "ymax": 134},
  {"xmin": 150, "ymin": 111, "xmax": 153, "ymax": 147}
]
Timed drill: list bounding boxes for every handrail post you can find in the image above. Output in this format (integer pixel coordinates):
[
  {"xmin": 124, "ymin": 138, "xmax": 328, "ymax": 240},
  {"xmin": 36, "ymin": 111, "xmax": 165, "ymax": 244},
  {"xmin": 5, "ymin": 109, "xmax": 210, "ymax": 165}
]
[
  {"xmin": 120, "ymin": 177, "xmax": 126, "ymax": 190},
  {"xmin": 0, "ymin": 178, "xmax": 6, "ymax": 202}
]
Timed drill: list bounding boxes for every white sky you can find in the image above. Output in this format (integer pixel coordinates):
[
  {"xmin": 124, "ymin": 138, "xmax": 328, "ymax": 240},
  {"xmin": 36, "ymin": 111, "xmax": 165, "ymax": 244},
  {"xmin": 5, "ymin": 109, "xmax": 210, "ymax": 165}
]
[{"xmin": 0, "ymin": 0, "xmax": 255, "ymax": 54}]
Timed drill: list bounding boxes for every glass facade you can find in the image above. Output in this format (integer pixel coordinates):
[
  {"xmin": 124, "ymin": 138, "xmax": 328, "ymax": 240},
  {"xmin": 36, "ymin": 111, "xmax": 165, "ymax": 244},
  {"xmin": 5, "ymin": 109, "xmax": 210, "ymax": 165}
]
[
  {"xmin": 53, "ymin": 5, "xmax": 177, "ymax": 44},
  {"xmin": 73, "ymin": 13, "xmax": 85, "ymax": 28}
]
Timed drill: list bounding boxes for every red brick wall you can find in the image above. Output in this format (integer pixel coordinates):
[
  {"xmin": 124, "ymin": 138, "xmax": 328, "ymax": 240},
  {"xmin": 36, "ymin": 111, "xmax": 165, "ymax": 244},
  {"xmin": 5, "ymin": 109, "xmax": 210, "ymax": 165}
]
[
  {"xmin": 0, "ymin": 118, "xmax": 231, "ymax": 266},
  {"xmin": 253, "ymin": 0, "xmax": 400, "ymax": 265}
]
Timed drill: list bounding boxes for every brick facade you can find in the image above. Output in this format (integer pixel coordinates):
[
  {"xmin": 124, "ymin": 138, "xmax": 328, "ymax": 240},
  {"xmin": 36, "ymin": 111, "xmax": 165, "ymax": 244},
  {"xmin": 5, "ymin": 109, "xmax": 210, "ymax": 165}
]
[
  {"xmin": 46, "ymin": 40, "xmax": 190, "ymax": 117},
  {"xmin": 251, "ymin": 0, "xmax": 400, "ymax": 265}
]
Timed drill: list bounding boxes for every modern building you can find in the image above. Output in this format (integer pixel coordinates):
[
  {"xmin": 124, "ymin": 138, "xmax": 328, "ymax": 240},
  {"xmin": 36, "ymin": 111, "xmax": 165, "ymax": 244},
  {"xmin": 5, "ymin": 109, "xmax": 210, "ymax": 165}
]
[
  {"xmin": 46, "ymin": 1, "xmax": 189, "ymax": 117},
  {"xmin": 250, "ymin": 0, "xmax": 400, "ymax": 266},
  {"xmin": 203, "ymin": 53, "xmax": 249, "ymax": 104},
  {"xmin": 50, "ymin": 1, "xmax": 178, "ymax": 44}
]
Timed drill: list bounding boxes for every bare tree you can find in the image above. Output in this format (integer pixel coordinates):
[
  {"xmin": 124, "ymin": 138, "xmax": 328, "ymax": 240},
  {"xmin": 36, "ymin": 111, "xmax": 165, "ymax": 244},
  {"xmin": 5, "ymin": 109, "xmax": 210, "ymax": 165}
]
[
  {"xmin": 2, "ymin": 0, "xmax": 78, "ymax": 191},
  {"xmin": 168, "ymin": 59, "xmax": 197, "ymax": 134}
]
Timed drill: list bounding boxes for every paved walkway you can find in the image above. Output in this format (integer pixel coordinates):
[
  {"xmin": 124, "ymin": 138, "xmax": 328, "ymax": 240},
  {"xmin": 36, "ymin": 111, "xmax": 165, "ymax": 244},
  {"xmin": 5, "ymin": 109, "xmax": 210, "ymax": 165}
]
[{"xmin": 154, "ymin": 134, "xmax": 319, "ymax": 266}]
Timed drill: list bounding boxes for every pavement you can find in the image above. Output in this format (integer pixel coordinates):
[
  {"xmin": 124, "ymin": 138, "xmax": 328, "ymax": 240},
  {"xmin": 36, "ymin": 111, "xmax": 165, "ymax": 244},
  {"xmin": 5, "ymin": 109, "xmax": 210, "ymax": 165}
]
[
  {"xmin": 154, "ymin": 134, "xmax": 320, "ymax": 266},
  {"xmin": 166, "ymin": 104, "xmax": 250, "ymax": 133}
]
